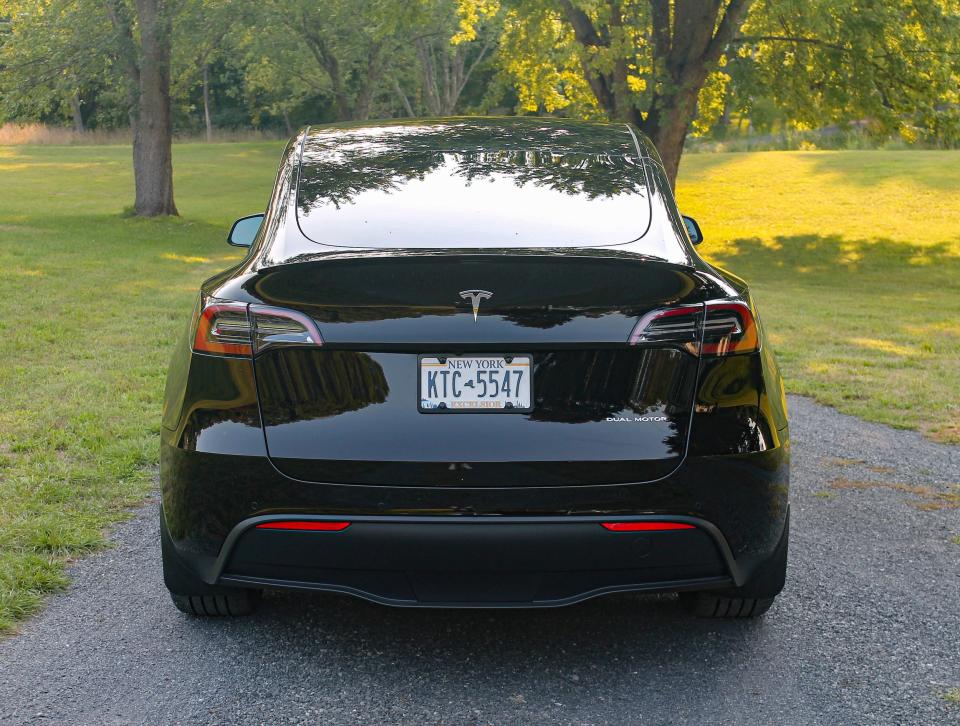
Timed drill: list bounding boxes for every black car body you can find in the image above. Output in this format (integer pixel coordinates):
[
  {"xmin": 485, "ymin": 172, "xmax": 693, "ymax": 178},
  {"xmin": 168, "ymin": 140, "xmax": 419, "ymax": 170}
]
[{"xmin": 161, "ymin": 118, "xmax": 789, "ymax": 617}]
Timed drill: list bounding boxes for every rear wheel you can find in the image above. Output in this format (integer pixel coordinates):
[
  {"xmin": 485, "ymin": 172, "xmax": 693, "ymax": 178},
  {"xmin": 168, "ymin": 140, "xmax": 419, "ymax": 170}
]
[
  {"xmin": 685, "ymin": 509, "xmax": 789, "ymax": 619},
  {"xmin": 687, "ymin": 594, "xmax": 774, "ymax": 618},
  {"xmin": 160, "ymin": 510, "xmax": 260, "ymax": 616},
  {"xmin": 169, "ymin": 591, "xmax": 259, "ymax": 617}
]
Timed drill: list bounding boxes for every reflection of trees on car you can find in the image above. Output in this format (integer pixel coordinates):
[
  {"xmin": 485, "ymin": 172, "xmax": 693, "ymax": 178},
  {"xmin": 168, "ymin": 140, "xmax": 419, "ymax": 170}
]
[
  {"xmin": 296, "ymin": 118, "xmax": 648, "ymax": 212},
  {"xmin": 256, "ymin": 350, "xmax": 389, "ymax": 423},
  {"xmin": 529, "ymin": 349, "xmax": 694, "ymax": 436}
]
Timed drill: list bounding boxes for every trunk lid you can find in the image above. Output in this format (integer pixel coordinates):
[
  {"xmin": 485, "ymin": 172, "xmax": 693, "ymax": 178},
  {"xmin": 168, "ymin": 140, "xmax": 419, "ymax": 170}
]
[{"xmin": 249, "ymin": 254, "xmax": 706, "ymax": 486}]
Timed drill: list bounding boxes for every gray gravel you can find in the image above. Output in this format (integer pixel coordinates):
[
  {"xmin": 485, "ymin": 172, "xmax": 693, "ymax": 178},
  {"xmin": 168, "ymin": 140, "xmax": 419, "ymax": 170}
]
[{"xmin": 1, "ymin": 395, "xmax": 958, "ymax": 725}]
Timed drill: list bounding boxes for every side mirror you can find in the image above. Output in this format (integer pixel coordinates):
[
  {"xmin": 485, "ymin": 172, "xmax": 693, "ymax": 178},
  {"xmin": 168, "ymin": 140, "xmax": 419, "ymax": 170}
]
[
  {"xmin": 227, "ymin": 214, "xmax": 264, "ymax": 247},
  {"xmin": 682, "ymin": 215, "xmax": 703, "ymax": 245}
]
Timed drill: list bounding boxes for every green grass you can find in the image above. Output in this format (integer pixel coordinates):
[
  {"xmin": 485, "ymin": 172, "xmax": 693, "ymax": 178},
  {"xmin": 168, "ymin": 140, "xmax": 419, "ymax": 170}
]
[
  {"xmin": 678, "ymin": 150, "xmax": 960, "ymax": 443},
  {"xmin": 0, "ymin": 144, "xmax": 958, "ymax": 633},
  {"xmin": 0, "ymin": 142, "xmax": 284, "ymax": 632}
]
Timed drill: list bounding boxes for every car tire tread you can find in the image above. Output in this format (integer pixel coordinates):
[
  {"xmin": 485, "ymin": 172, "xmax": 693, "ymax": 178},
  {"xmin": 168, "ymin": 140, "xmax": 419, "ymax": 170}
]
[
  {"xmin": 691, "ymin": 594, "xmax": 775, "ymax": 618},
  {"xmin": 170, "ymin": 591, "xmax": 259, "ymax": 617}
]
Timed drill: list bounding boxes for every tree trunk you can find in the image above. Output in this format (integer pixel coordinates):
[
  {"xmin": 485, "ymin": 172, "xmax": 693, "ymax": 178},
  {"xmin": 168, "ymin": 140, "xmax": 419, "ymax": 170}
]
[
  {"xmin": 202, "ymin": 64, "xmax": 213, "ymax": 142},
  {"xmin": 642, "ymin": 85, "xmax": 702, "ymax": 187},
  {"xmin": 132, "ymin": 0, "xmax": 177, "ymax": 216},
  {"xmin": 352, "ymin": 42, "xmax": 385, "ymax": 121},
  {"xmin": 557, "ymin": 0, "xmax": 753, "ymax": 189},
  {"xmin": 393, "ymin": 79, "xmax": 415, "ymax": 117},
  {"xmin": 70, "ymin": 90, "xmax": 85, "ymax": 134},
  {"xmin": 282, "ymin": 110, "xmax": 294, "ymax": 136}
]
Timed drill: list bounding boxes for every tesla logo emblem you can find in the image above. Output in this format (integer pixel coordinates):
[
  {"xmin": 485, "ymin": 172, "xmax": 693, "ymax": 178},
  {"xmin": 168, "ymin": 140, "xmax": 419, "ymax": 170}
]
[{"xmin": 459, "ymin": 289, "xmax": 493, "ymax": 322}]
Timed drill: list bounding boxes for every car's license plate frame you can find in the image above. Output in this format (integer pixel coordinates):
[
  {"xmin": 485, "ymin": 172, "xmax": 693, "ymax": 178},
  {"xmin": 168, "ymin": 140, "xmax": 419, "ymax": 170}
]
[{"xmin": 418, "ymin": 354, "xmax": 534, "ymax": 413}]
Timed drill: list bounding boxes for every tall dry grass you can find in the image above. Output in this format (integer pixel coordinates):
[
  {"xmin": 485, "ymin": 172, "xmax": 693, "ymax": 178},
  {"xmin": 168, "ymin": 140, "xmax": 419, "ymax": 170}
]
[{"xmin": 0, "ymin": 123, "xmax": 285, "ymax": 145}]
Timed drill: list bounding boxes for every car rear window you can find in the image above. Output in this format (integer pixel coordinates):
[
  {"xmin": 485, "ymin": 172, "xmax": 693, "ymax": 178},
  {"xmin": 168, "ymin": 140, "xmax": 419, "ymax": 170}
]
[{"xmin": 295, "ymin": 140, "xmax": 653, "ymax": 250}]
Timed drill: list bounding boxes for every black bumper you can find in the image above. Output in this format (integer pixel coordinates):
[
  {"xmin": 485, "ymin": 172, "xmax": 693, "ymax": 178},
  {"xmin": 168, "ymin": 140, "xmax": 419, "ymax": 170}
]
[
  {"xmin": 160, "ymin": 428, "xmax": 789, "ymax": 607},
  {"xmin": 215, "ymin": 515, "xmax": 736, "ymax": 607}
]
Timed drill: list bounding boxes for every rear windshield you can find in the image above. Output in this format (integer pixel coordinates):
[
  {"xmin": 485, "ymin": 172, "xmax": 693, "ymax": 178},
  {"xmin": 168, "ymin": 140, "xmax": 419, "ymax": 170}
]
[{"xmin": 296, "ymin": 140, "xmax": 652, "ymax": 249}]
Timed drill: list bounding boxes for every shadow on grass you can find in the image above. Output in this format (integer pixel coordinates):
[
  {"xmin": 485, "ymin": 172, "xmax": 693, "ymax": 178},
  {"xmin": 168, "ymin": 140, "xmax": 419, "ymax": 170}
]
[
  {"xmin": 802, "ymin": 149, "xmax": 960, "ymax": 191},
  {"xmin": 678, "ymin": 151, "xmax": 748, "ymax": 182},
  {"xmin": 705, "ymin": 233, "xmax": 960, "ymax": 287},
  {"xmin": 681, "ymin": 149, "xmax": 960, "ymax": 192}
]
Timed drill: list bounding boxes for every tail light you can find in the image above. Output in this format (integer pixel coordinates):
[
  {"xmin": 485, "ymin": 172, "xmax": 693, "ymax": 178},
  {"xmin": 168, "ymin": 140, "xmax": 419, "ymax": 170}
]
[
  {"xmin": 249, "ymin": 304, "xmax": 323, "ymax": 354},
  {"xmin": 629, "ymin": 300, "xmax": 758, "ymax": 356},
  {"xmin": 193, "ymin": 301, "xmax": 252, "ymax": 356},
  {"xmin": 628, "ymin": 304, "xmax": 702, "ymax": 353},
  {"xmin": 192, "ymin": 299, "xmax": 323, "ymax": 357},
  {"xmin": 701, "ymin": 301, "xmax": 758, "ymax": 355}
]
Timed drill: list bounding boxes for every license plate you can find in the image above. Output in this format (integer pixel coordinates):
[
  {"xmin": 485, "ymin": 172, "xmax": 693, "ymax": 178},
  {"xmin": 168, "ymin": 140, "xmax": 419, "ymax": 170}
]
[{"xmin": 419, "ymin": 355, "xmax": 532, "ymax": 412}]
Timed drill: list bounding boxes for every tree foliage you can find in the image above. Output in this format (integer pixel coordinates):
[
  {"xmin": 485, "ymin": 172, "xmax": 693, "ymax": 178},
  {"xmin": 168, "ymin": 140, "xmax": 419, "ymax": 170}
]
[
  {"xmin": 1, "ymin": 0, "xmax": 958, "ymax": 205},
  {"xmin": 458, "ymin": 0, "xmax": 960, "ymax": 182}
]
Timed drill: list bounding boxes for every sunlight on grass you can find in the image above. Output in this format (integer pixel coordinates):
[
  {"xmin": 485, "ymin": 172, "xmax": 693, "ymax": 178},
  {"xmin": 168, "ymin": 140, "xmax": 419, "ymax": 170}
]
[
  {"xmin": 678, "ymin": 150, "xmax": 960, "ymax": 443},
  {"xmin": 849, "ymin": 338, "xmax": 917, "ymax": 357},
  {"xmin": 161, "ymin": 252, "xmax": 212, "ymax": 263}
]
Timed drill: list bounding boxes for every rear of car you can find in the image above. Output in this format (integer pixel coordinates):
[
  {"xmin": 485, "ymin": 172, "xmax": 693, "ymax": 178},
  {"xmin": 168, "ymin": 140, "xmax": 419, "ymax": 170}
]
[{"xmin": 160, "ymin": 118, "xmax": 789, "ymax": 617}]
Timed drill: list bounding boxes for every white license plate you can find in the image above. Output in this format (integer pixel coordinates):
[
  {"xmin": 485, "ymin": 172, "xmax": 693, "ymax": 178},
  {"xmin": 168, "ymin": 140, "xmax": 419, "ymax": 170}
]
[{"xmin": 419, "ymin": 355, "xmax": 532, "ymax": 412}]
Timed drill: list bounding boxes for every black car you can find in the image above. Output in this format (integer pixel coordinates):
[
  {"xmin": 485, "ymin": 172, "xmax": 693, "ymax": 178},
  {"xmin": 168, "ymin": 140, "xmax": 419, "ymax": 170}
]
[{"xmin": 161, "ymin": 117, "xmax": 789, "ymax": 618}]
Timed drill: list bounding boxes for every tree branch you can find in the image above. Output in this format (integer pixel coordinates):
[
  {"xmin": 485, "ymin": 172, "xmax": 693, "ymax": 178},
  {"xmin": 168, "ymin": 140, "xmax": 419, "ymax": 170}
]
[
  {"xmin": 457, "ymin": 33, "xmax": 495, "ymax": 100},
  {"xmin": 556, "ymin": 0, "xmax": 606, "ymax": 47},
  {"xmin": 704, "ymin": 0, "xmax": 755, "ymax": 65},
  {"xmin": 556, "ymin": 0, "xmax": 617, "ymax": 113}
]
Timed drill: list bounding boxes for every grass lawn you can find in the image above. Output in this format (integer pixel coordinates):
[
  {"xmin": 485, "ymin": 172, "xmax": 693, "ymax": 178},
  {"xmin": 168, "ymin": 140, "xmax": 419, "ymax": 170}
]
[
  {"xmin": 678, "ymin": 150, "xmax": 960, "ymax": 443},
  {"xmin": 0, "ymin": 144, "xmax": 958, "ymax": 632}
]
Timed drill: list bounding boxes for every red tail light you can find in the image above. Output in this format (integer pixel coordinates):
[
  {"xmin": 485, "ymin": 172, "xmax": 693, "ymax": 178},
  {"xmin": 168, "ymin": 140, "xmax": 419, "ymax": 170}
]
[
  {"xmin": 701, "ymin": 301, "xmax": 758, "ymax": 355},
  {"xmin": 249, "ymin": 304, "xmax": 323, "ymax": 355},
  {"xmin": 192, "ymin": 299, "xmax": 324, "ymax": 357},
  {"xmin": 601, "ymin": 522, "xmax": 695, "ymax": 531},
  {"xmin": 628, "ymin": 300, "xmax": 758, "ymax": 356},
  {"xmin": 255, "ymin": 521, "xmax": 350, "ymax": 531},
  {"xmin": 628, "ymin": 304, "xmax": 702, "ymax": 351},
  {"xmin": 193, "ymin": 301, "xmax": 252, "ymax": 356}
]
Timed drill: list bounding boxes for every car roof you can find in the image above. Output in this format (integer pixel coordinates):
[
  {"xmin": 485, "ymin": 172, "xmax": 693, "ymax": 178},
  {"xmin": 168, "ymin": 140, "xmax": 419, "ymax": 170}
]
[{"xmin": 294, "ymin": 117, "xmax": 656, "ymax": 250}]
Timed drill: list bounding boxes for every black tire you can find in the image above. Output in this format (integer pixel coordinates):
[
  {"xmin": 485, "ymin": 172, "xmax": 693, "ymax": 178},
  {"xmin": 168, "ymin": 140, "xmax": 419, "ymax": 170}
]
[
  {"xmin": 169, "ymin": 591, "xmax": 259, "ymax": 616},
  {"xmin": 685, "ymin": 508, "xmax": 789, "ymax": 619},
  {"xmin": 687, "ymin": 594, "xmax": 775, "ymax": 618},
  {"xmin": 160, "ymin": 510, "xmax": 260, "ymax": 616}
]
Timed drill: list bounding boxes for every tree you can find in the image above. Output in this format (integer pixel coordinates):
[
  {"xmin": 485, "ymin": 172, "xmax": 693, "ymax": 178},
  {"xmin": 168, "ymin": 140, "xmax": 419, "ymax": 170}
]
[
  {"xmin": 471, "ymin": 0, "xmax": 753, "ymax": 185},
  {"xmin": 1, "ymin": 0, "xmax": 181, "ymax": 215},
  {"xmin": 732, "ymin": 0, "xmax": 960, "ymax": 143},
  {"xmin": 466, "ymin": 0, "xmax": 960, "ymax": 186},
  {"xmin": 0, "ymin": 0, "xmax": 116, "ymax": 128},
  {"xmin": 244, "ymin": 0, "xmax": 500, "ymax": 124},
  {"xmin": 170, "ymin": 0, "xmax": 240, "ymax": 141},
  {"xmin": 105, "ymin": 0, "xmax": 178, "ymax": 215},
  {"xmin": 249, "ymin": 0, "xmax": 404, "ymax": 122},
  {"xmin": 411, "ymin": 1, "xmax": 499, "ymax": 116}
]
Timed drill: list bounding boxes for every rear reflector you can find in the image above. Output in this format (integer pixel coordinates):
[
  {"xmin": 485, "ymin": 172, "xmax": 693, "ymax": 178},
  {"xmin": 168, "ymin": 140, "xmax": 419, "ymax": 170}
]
[
  {"xmin": 255, "ymin": 521, "xmax": 350, "ymax": 531},
  {"xmin": 601, "ymin": 522, "xmax": 695, "ymax": 531}
]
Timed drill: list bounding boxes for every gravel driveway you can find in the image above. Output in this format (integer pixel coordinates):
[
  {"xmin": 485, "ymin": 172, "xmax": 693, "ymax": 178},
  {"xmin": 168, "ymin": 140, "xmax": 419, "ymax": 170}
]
[{"xmin": 1, "ymin": 396, "xmax": 958, "ymax": 725}]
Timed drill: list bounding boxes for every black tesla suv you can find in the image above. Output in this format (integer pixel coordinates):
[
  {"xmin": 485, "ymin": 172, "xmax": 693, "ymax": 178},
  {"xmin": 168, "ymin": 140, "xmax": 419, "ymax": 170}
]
[{"xmin": 160, "ymin": 117, "xmax": 789, "ymax": 618}]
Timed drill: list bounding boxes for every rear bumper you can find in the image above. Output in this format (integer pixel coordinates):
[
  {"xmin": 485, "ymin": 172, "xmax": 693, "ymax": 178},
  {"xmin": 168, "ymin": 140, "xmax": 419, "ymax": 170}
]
[
  {"xmin": 160, "ymin": 426, "xmax": 789, "ymax": 607},
  {"xmin": 215, "ymin": 515, "xmax": 736, "ymax": 607}
]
